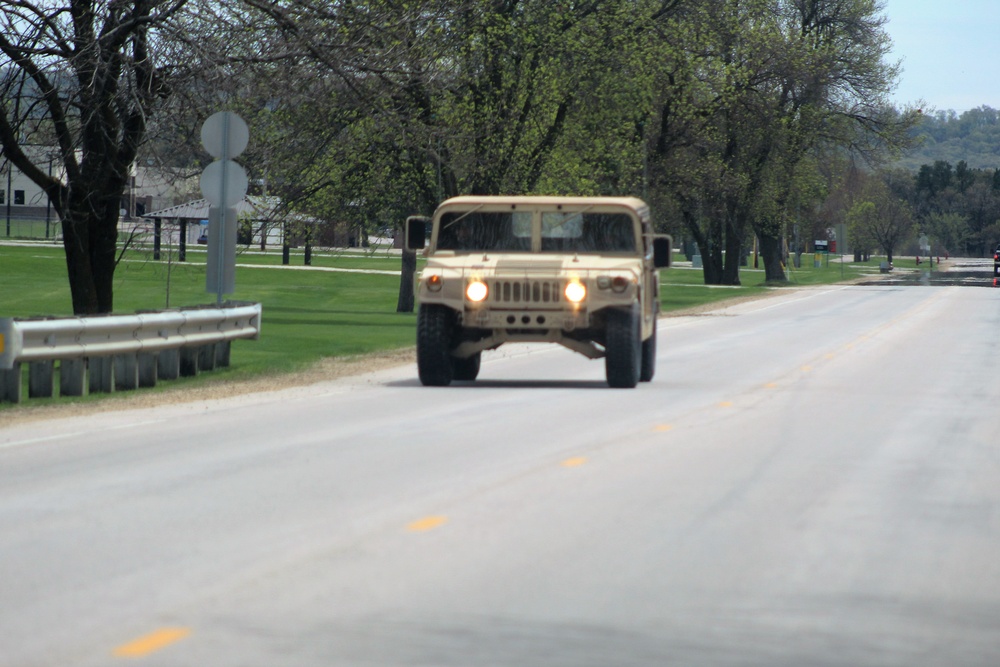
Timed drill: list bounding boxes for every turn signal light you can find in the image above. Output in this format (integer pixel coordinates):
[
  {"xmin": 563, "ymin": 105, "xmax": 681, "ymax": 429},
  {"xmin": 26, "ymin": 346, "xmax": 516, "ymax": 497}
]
[
  {"xmin": 611, "ymin": 276, "xmax": 630, "ymax": 293},
  {"xmin": 426, "ymin": 274, "xmax": 443, "ymax": 292}
]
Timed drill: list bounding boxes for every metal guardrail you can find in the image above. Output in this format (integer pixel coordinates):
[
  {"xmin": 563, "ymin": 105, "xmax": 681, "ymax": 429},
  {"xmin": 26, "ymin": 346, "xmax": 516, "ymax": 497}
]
[{"xmin": 0, "ymin": 302, "xmax": 261, "ymax": 404}]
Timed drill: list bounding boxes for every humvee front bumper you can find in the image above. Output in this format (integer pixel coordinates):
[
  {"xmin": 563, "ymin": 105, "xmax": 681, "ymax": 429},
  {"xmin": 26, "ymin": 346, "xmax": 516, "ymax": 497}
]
[{"xmin": 458, "ymin": 307, "xmax": 591, "ymax": 331}]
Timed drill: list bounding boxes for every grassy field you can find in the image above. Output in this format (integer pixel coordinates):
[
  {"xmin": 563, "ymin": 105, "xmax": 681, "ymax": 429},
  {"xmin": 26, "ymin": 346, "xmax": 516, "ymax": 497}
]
[{"xmin": 1, "ymin": 242, "xmax": 893, "ymax": 408}]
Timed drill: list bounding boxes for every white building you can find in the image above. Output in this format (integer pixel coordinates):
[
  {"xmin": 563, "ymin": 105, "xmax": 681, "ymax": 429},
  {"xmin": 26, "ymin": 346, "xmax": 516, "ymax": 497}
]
[
  {"xmin": 1, "ymin": 146, "xmax": 63, "ymax": 238},
  {"xmin": 1, "ymin": 148, "xmax": 201, "ymax": 239}
]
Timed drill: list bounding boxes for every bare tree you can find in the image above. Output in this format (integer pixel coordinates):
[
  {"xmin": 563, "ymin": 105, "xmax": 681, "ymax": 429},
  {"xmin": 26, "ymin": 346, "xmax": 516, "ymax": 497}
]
[{"xmin": 0, "ymin": 1, "xmax": 234, "ymax": 314}]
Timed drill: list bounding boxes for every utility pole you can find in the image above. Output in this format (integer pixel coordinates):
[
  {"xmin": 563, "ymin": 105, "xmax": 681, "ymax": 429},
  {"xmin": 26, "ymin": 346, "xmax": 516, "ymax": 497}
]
[{"xmin": 5, "ymin": 162, "xmax": 11, "ymax": 236}]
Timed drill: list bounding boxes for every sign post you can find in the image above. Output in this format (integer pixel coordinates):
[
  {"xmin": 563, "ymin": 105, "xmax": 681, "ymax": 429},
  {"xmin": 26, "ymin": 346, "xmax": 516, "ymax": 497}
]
[
  {"xmin": 919, "ymin": 234, "xmax": 932, "ymax": 268},
  {"xmin": 200, "ymin": 111, "xmax": 249, "ymax": 304},
  {"xmin": 814, "ymin": 239, "xmax": 828, "ymax": 268}
]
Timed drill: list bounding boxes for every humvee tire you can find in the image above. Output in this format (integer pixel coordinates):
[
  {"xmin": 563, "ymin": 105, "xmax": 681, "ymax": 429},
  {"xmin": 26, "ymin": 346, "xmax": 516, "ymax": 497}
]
[
  {"xmin": 452, "ymin": 352, "xmax": 481, "ymax": 381},
  {"xmin": 605, "ymin": 305, "xmax": 641, "ymax": 388},
  {"xmin": 417, "ymin": 304, "xmax": 454, "ymax": 386},
  {"xmin": 640, "ymin": 317, "xmax": 656, "ymax": 382}
]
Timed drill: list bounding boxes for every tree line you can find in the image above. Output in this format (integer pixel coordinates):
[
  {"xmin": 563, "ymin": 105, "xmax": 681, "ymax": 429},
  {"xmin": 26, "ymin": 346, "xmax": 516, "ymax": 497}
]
[
  {"xmin": 1, "ymin": 0, "xmax": 920, "ymax": 314},
  {"xmin": 894, "ymin": 106, "xmax": 1000, "ymax": 171}
]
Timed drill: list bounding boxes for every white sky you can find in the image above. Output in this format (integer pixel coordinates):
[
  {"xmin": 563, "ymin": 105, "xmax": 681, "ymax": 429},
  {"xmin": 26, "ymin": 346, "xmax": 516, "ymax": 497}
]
[{"xmin": 883, "ymin": 0, "xmax": 1000, "ymax": 113}]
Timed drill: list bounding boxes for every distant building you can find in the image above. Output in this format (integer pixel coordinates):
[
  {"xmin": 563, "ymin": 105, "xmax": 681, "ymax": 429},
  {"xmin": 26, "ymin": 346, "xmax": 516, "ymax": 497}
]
[
  {"xmin": 1, "ymin": 145, "xmax": 63, "ymax": 237},
  {"xmin": 1, "ymin": 148, "xmax": 200, "ymax": 238}
]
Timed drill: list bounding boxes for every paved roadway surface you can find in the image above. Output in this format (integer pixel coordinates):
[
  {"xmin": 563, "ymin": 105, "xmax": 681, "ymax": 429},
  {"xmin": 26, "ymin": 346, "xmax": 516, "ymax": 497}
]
[{"xmin": 2, "ymin": 281, "xmax": 999, "ymax": 666}]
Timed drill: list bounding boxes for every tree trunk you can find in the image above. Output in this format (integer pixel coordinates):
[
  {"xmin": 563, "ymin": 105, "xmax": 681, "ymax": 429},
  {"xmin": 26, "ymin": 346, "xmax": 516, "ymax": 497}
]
[
  {"xmin": 60, "ymin": 189, "xmax": 120, "ymax": 315},
  {"xmin": 700, "ymin": 250, "xmax": 724, "ymax": 285},
  {"xmin": 758, "ymin": 233, "xmax": 788, "ymax": 283},
  {"xmin": 397, "ymin": 248, "xmax": 417, "ymax": 313},
  {"xmin": 721, "ymin": 223, "xmax": 743, "ymax": 285},
  {"xmin": 684, "ymin": 208, "xmax": 738, "ymax": 286}
]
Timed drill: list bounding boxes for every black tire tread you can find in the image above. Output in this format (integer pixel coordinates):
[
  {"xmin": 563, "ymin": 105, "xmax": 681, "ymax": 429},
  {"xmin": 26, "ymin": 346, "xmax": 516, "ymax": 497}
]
[
  {"xmin": 417, "ymin": 305, "xmax": 454, "ymax": 386},
  {"xmin": 605, "ymin": 305, "xmax": 641, "ymax": 388},
  {"xmin": 640, "ymin": 317, "xmax": 656, "ymax": 382},
  {"xmin": 452, "ymin": 352, "xmax": 481, "ymax": 381}
]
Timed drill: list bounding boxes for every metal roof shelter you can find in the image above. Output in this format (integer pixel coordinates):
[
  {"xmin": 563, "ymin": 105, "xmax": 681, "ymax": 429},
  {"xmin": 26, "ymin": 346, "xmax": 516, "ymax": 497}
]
[
  {"xmin": 141, "ymin": 196, "xmax": 281, "ymax": 261},
  {"xmin": 144, "ymin": 196, "xmax": 277, "ymax": 221}
]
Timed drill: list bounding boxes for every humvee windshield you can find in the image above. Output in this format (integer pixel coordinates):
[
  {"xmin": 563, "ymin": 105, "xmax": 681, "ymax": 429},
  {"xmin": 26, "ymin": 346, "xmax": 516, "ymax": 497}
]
[{"xmin": 437, "ymin": 210, "xmax": 636, "ymax": 253}]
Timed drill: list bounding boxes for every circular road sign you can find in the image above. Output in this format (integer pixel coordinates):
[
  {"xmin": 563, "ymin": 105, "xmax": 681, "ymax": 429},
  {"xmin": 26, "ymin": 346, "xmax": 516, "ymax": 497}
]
[
  {"xmin": 200, "ymin": 159, "xmax": 249, "ymax": 208},
  {"xmin": 201, "ymin": 111, "xmax": 249, "ymax": 160}
]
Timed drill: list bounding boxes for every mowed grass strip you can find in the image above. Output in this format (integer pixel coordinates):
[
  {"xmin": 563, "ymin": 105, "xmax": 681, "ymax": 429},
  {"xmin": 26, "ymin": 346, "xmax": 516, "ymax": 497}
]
[{"xmin": 1, "ymin": 244, "xmax": 417, "ymax": 407}]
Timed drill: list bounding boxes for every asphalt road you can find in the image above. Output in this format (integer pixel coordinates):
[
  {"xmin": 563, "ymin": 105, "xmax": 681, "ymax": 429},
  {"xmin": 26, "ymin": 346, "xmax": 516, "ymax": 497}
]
[{"xmin": 2, "ymin": 282, "xmax": 999, "ymax": 666}]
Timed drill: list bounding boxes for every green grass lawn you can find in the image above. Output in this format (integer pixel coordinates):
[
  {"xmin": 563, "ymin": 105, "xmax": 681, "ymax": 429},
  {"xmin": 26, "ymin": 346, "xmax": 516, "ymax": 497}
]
[
  {"xmin": 1, "ymin": 243, "xmax": 895, "ymax": 409},
  {"xmin": 1, "ymin": 244, "xmax": 418, "ymax": 376}
]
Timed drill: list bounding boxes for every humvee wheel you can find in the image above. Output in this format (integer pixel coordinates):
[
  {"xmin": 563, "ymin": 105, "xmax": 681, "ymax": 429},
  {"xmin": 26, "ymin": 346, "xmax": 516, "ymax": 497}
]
[
  {"xmin": 452, "ymin": 352, "xmax": 481, "ymax": 381},
  {"xmin": 417, "ymin": 304, "xmax": 455, "ymax": 386},
  {"xmin": 640, "ymin": 317, "xmax": 656, "ymax": 382},
  {"xmin": 605, "ymin": 305, "xmax": 641, "ymax": 388}
]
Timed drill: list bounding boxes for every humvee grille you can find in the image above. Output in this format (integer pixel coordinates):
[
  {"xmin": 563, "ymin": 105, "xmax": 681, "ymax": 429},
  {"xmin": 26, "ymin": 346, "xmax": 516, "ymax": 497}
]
[{"xmin": 491, "ymin": 279, "xmax": 563, "ymax": 305}]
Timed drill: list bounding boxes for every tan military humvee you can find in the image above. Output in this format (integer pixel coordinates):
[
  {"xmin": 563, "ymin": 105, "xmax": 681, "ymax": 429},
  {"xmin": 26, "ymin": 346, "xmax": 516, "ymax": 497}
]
[{"xmin": 405, "ymin": 196, "xmax": 672, "ymax": 387}]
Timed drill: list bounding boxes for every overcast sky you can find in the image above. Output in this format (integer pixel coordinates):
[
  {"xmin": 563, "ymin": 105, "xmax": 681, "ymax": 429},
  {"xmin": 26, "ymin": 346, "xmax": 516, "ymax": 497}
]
[{"xmin": 883, "ymin": 0, "xmax": 1000, "ymax": 113}]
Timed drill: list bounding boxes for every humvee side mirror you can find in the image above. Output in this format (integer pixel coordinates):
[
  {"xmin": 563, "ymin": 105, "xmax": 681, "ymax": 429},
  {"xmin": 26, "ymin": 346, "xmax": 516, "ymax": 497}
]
[
  {"xmin": 653, "ymin": 236, "xmax": 672, "ymax": 268},
  {"xmin": 405, "ymin": 215, "xmax": 429, "ymax": 251}
]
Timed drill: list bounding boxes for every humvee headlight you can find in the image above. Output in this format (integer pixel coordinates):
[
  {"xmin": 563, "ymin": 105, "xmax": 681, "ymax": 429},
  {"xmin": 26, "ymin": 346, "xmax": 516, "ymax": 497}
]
[
  {"xmin": 466, "ymin": 280, "xmax": 489, "ymax": 302},
  {"xmin": 564, "ymin": 280, "xmax": 587, "ymax": 303},
  {"xmin": 426, "ymin": 274, "xmax": 443, "ymax": 292}
]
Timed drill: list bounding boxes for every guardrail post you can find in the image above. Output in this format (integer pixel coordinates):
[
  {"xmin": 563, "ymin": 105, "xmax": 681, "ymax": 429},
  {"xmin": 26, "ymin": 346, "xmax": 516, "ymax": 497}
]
[
  {"xmin": 158, "ymin": 349, "xmax": 180, "ymax": 380},
  {"xmin": 114, "ymin": 354, "xmax": 139, "ymax": 391},
  {"xmin": 1, "ymin": 365, "xmax": 21, "ymax": 403},
  {"xmin": 60, "ymin": 359, "xmax": 87, "ymax": 397},
  {"xmin": 179, "ymin": 347, "xmax": 199, "ymax": 377},
  {"xmin": 89, "ymin": 357, "xmax": 114, "ymax": 394},
  {"xmin": 215, "ymin": 341, "xmax": 231, "ymax": 367},
  {"xmin": 28, "ymin": 360, "xmax": 55, "ymax": 399},
  {"xmin": 138, "ymin": 353, "xmax": 157, "ymax": 388},
  {"xmin": 198, "ymin": 345, "xmax": 217, "ymax": 372}
]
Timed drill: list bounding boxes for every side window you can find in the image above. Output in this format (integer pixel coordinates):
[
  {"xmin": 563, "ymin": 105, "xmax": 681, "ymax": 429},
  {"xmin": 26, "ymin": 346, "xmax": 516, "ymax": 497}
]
[
  {"xmin": 0, "ymin": 190, "xmax": 4, "ymax": 205},
  {"xmin": 14, "ymin": 190, "xmax": 25, "ymax": 205}
]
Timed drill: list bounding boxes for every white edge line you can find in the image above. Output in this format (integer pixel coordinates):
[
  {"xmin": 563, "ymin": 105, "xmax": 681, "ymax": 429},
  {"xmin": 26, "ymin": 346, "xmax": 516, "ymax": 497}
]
[{"xmin": 0, "ymin": 418, "xmax": 169, "ymax": 451}]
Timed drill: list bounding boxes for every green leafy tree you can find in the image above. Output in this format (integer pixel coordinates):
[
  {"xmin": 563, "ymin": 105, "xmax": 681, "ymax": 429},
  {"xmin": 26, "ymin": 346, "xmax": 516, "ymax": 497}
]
[
  {"xmin": 846, "ymin": 200, "xmax": 878, "ymax": 260},
  {"xmin": 744, "ymin": 0, "xmax": 918, "ymax": 282},
  {"xmin": 926, "ymin": 212, "xmax": 970, "ymax": 256},
  {"xmin": 645, "ymin": 0, "xmax": 917, "ymax": 284},
  {"xmin": 862, "ymin": 177, "xmax": 913, "ymax": 264},
  {"xmin": 247, "ymin": 0, "xmax": 646, "ymax": 232}
]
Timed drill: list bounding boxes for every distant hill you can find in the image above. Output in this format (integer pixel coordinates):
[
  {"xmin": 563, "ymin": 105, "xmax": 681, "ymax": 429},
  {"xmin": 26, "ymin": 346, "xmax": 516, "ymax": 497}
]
[{"xmin": 893, "ymin": 106, "xmax": 1000, "ymax": 171}]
